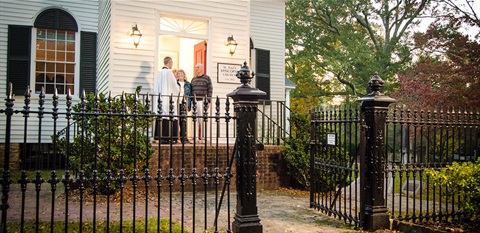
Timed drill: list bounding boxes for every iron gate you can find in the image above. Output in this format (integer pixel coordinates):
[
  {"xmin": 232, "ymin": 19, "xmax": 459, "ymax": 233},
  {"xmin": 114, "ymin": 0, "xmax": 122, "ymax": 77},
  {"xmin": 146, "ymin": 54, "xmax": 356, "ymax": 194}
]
[
  {"xmin": 310, "ymin": 105, "xmax": 362, "ymax": 228},
  {"xmin": 310, "ymin": 103, "xmax": 480, "ymax": 229}
]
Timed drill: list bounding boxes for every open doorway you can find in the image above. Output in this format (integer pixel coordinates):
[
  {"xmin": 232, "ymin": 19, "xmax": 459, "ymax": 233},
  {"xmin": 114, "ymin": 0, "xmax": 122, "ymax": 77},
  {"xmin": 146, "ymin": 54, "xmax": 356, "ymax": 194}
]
[
  {"xmin": 158, "ymin": 35, "xmax": 206, "ymax": 141},
  {"xmin": 158, "ymin": 35, "xmax": 205, "ymax": 79}
]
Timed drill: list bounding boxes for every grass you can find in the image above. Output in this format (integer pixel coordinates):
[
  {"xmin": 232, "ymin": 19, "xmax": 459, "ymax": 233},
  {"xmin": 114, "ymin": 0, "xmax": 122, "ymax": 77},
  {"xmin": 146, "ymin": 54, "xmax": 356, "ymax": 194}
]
[
  {"xmin": 389, "ymin": 170, "xmax": 461, "ymax": 202},
  {"xmin": 8, "ymin": 169, "xmax": 67, "ymax": 183},
  {"xmin": 7, "ymin": 218, "xmax": 189, "ymax": 233}
]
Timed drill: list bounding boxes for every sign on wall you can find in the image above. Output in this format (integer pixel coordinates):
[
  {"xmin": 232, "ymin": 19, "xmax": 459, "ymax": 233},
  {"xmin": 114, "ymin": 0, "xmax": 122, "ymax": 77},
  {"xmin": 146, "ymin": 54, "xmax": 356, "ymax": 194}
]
[{"xmin": 217, "ymin": 63, "xmax": 241, "ymax": 83}]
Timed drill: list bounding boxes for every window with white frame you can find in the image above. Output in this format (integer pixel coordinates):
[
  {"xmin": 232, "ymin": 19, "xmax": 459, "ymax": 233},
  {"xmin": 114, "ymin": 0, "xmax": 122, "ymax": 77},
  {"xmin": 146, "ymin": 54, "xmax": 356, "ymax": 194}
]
[
  {"xmin": 7, "ymin": 8, "xmax": 96, "ymax": 96},
  {"xmin": 35, "ymin": 28, "xmax": 76, "ymax": 95}
]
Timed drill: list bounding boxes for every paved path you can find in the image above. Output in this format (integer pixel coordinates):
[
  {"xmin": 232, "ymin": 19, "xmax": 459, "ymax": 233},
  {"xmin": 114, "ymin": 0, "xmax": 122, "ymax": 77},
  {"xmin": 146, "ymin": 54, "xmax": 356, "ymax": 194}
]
[{"xmin": 6, "ymin": 184, "xmax": 356, "ymax": 233}]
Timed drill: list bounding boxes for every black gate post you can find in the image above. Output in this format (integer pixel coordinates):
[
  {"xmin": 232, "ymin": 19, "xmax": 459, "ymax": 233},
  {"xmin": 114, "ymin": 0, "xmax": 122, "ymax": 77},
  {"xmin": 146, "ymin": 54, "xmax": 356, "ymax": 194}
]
[
  {"xmin": 357, "ymin": 73, "xmax": 395, "ymax": 231},
  {"xmin": 227, "ymin": 62, "xmax": 265, "ymax": 233},
  {"xmin": 1, "ymin": 83, "xmax": 14, "ymax": 233}
]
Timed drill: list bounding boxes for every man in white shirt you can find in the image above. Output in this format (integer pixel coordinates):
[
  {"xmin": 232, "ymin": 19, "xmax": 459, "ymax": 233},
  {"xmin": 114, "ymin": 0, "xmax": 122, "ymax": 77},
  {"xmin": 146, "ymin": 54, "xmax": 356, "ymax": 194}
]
[{"xmin": 154, "ymin": 56, "xmax": 180, "ymax": 142}]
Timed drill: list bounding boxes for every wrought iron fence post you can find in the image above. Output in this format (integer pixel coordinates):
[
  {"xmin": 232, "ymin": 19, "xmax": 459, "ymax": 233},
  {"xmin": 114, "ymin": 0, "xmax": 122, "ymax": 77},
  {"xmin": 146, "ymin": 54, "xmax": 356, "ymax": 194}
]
[
  {"xmin": 227, "ymin": 62, "xmax": 265, "ymax": 233},
  {"xmin": 357, "ymin": 73, "xmax": 396, "ymax": 231},
  {"xmin": 1, "ymin": 83, "xmax": 14, "ymax": 233}
]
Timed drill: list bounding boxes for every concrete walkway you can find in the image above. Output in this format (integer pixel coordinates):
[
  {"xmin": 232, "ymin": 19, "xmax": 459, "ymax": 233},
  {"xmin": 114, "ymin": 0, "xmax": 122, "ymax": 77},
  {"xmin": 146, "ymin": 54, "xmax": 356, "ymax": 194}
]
[{"xmin": 6, "ymin": 184, "xmax": 357, "ymax": 233}]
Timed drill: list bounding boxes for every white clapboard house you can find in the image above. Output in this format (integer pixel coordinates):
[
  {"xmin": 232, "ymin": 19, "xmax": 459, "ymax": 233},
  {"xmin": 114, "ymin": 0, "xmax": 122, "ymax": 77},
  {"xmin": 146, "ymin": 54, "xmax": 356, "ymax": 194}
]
[{"xmin": 0, "ymin": 0, "xmax": 287, "ymax": 145}]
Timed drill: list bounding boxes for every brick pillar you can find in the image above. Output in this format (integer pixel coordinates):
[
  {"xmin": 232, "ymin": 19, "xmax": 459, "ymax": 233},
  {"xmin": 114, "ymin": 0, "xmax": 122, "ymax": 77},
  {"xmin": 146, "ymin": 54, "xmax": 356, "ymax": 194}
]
[
  {"xmin": 357, "ymin": 73, "xmax": 396, "ymax": 231},
  {"xmin": 227, "ymin": 62, "xmax": 265, "ymax": 233}
]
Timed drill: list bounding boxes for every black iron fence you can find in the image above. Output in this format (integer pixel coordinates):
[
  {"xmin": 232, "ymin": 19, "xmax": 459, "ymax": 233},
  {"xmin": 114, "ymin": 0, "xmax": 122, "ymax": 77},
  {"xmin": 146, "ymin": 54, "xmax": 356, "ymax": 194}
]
[
  {"xmin": 9, "ymin": 94, "xmax": 290, "ymax": 172},
  {"xmin": 385, "ymin": 105, "xmax": 480, "ymax": 223},
  {"xmin": 310, "ymin": 74, "xmax": 480, "ymax": 231},
  {"xmin": 310, "ymin": 104, "xmax": 362, "ymax": 227},
  {"xmin": 1, "ymin": 86, "xmax": 236, "ymax": 233},
  {"xmin": 0, "ymin": 63, "xmax": 267, "ymax": 233}
]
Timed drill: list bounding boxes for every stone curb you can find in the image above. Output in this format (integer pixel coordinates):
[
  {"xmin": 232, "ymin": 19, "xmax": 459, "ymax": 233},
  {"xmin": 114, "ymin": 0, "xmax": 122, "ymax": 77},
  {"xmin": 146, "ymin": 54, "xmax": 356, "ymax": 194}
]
[{"xmin": 393, "ymin": 220, "xmax": 447, "ymax": 233}]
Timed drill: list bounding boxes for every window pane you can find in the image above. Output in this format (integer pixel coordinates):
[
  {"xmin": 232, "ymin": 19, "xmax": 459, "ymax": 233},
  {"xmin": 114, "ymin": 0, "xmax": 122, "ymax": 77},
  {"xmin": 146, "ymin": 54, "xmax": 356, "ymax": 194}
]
[
  {"xmin": 57, "ymin": 51, "xmax": 66, "ymax": 62},
  {"xmin": 66, "ymin": 64, "xmax": 74, "ymax": 73},
  {"xmin": 66, "ymin": 41, "xmax": 75, "ymax": 51},
  {"xmin": 36, "ymin": 62, "xmax": 45, "ymax": 72},
  {"xmin": 46, "ymin": 40, "xmax": 56, "ymax": 50},
  {"xmin": 46, "ymin": 73, "xmax": 54, "ymax": 83},
  {"xmin": 57, "ymin": 41, "xmax": 65, "ymax": 51},
  {"xmin": 36, "ymin": 50, "xmax": 45, "ymax": 60},
  {"xmin": 46, "ymin": 84, "xmax": 55, "ymax": 93},
  {"xmin": 35, "ymin": 73, "xmax": 45, "ymax": 82},
  {"xmin": 56, "ymin": 75, "xmax": 65, "ymax": 84},
  {"xmin": 46, "ymin": 63, "xmax": 55, "ymax": 72},
  {"xmin": 66, "ymin": 74, "xmax": 74, "ymax": 84},
  {"xmin": 57, "ymin": 85, "xmax": 65, "ymax": 95},
  {"xmin": 57, "ymin": 32, "xmax": 65, "ymax": 41},
  {"xmin": 47, "ymin": 30, "xmax": 55, "ymax": 39},
  {"xmin": 46, "ymin": 51, "xmax": 55, "ymax": 61},
  {"xmin": 56, "ymin": 63, "xmax": 65, "ymax": 73},
  {"xmin": 160, "ymin": 16, "xmax": 207, "ymax": 35},
  {"xmin": 66, "ymin": 31, "xmax": 75, "ymax": 41},
  {"xmin": 35, "ymin": 84, "xmax": 43, "ymax": 94},
  {"xmin": 36, "ymin": 39, "xmax": 45, "ymax": 50},
  {"xmin": 37, "ymin": 29, "xmax": 46, "ymax": 39},
  {"xmin": 66, "ymin": 52, "xmax": 74, "ymax": 62}
]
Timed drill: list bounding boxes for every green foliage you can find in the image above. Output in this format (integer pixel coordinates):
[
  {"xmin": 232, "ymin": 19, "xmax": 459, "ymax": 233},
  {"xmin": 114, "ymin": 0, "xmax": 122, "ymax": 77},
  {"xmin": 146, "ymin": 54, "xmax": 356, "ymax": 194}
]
[
  {"xmin": 282, "ymin": 112, "xmax": 311, "ymax": 188},
  {"xmin": 286, "ymin": 0, "xmax": 428, "ymax": 110},
  {"xmin": 282, "ymin": 111, "xmax": 352, "ymax": 190},
  {"xmin": 55, "ymin": 87, "xmax": 154, "ymax": 194},
  {"xmin": 8, "ymin": 218, "xmax": 189, "ymax": 233},
  {"xmin": 426, "ymin": 159, "xmax": 480, "ymax": 216}
]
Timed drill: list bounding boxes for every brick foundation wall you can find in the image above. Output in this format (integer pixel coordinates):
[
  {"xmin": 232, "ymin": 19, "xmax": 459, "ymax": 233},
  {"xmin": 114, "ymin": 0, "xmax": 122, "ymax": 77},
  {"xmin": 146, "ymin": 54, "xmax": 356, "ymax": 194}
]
[
  {"xmin": 0, "ymin": 143, "xmax": 20, "ymax": 170},
  {"xmin": 0, "ymin": 143, "xmax": 291, "ymax": 191},
  {"xmin": 150, "ymin": 144, "xmax": 290, "ymax": 191}
]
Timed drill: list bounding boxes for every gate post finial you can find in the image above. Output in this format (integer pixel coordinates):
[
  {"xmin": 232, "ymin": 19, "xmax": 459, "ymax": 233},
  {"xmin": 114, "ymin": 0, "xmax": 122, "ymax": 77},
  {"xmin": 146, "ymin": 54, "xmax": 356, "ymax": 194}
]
[
  {"xmin": 357, "ymin": 73, "xmax": 396, "ymax": 231},
  {"xmin": 227, "ymin": 62, "xmax": 265, "ymax": 233}
]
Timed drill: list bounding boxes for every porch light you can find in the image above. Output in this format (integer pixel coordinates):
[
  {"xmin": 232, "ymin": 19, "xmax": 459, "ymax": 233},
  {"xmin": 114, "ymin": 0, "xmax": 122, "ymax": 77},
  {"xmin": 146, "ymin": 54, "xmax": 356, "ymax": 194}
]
[
  {"xmin": 226, "ymin": 35, "xmax": 238, "ymax": 56},
  {"xmin": 131, "ymin": 24, "xmax": 142, "ymax": 48}
]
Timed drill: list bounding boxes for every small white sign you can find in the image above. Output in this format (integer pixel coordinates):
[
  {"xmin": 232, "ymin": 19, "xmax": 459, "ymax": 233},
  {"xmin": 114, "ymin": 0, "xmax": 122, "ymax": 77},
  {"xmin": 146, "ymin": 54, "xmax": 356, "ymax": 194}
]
[
  {"xmin": 217, "ymin": 63, "xmax": 241, "ymax": 83},
  {"xmin": 327, "ymin": 133, "xmax": 336, "ymax": 146}
]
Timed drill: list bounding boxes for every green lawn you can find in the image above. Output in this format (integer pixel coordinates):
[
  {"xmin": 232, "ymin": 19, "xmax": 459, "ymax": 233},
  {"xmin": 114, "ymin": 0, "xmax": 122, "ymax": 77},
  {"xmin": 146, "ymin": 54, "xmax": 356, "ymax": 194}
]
[
  {"xmin": 9, "ymin": 170, "xmax": 67, "ymax": 183},
  {"xmin": 8, "ymin": 218, "xmax": 189, "ymax": 233}
]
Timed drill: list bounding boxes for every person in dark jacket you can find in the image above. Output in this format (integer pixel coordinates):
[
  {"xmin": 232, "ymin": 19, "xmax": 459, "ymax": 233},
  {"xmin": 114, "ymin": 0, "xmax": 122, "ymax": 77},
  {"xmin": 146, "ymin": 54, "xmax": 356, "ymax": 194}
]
[{"xmin": 190, "ymin": 63, "xmax": 212, "ymax": 142}]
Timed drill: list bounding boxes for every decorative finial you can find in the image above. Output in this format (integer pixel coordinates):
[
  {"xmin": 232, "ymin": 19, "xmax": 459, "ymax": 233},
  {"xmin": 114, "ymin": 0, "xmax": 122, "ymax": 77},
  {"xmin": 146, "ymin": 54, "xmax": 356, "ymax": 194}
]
[
  {"xmin": 8, "ymin": 83, "xmax": 14, "ymax": 99},
  {"xmin": 236, "ymin": 61, "xmax": 254, "ymax": 86},
  {"xmin": 368, "ymin": 72, "xmax": 385, "ymax": 96}
]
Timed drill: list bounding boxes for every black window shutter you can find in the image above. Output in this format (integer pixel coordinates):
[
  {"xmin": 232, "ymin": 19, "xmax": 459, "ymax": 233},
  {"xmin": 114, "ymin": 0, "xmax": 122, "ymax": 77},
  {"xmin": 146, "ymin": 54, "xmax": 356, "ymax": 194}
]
[
  {"xmin": 255, "ymin": 48, "xmax": 270, "ymax": 100},
  {"xmin": 34, "ymin": 9, "xmax": 78, "ymax": 32},
  {"xmin": 7, "ymin": 25, "xmax": 32, "ymax": 95},
  {"xmin": 80, "ymin": 31, "xmax": 97, "ymax": 94}
]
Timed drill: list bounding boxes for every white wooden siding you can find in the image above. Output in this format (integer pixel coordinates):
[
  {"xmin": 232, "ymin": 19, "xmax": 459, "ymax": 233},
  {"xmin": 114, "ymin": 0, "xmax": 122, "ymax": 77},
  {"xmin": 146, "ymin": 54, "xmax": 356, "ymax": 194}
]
[
  {"xmin": 250, "ymin": 0, "xmax": 285, "ymax": 102},
  {"xmin": 105, "ymin": 0, "xmax": 250, "ymax": 100},
  {"xmin": 0, "ymin": 0, "xmax": 99, "ymax": 142},
  {"xmin": 249, "ymin": 1, "xmax": 286, "ymax": 136},
  {"xmin": 97, "ymin": 0, "xmax": 112, "ymax": 94},
  {"xmin": 1, "ymin": 0, "xmax": 287, "ymax": 143}
]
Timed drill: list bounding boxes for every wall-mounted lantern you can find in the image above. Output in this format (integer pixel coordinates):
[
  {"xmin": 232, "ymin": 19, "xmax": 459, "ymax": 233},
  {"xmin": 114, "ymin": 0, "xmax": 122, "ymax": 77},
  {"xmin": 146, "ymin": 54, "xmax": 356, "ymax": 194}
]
[
  {"xmin": 131, "ymin": 24, "xmax": 142, "ymax": 48},
  {"xmin": 226, "ymin": 35, "xmax": 238, "ymax": 56}
]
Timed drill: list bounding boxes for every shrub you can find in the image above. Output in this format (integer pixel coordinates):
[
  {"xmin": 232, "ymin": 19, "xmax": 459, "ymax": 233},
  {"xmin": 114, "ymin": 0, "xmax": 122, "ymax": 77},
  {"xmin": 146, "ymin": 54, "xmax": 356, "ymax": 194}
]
[
  {"xmin": 282, "ymin": 111, "xmax": 353, "ymax": 191},
  {"xmin": 55, "ymin": 87, "xmax": 154, "ymax": 194},
  {"xmin": 426, "ymin": 158, "xmax": 480, "ymax": 216},
  {"xmin": 282, "ymin": 112, "xmax": 311, "ymax": 188}
]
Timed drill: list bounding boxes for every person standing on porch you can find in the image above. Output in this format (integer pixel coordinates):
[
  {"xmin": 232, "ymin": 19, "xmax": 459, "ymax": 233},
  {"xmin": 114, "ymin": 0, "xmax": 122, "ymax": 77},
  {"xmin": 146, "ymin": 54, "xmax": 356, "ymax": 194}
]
[
  {"xmin": 154, "ymin": 56, "xmax": 180, "ymax": 142},
  {"xmin": 176, "ymin": 69, "xmax": 192, "ymax": 143},
  {"xmin": 190, "ymin": 63, "xmax": 212, "ymax": 142}
]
